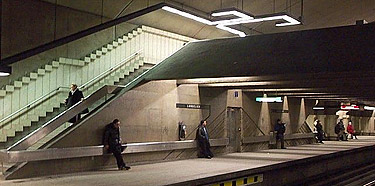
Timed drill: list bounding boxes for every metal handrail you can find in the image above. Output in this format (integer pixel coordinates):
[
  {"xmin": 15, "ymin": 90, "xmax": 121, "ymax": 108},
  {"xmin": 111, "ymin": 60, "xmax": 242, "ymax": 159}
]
[
  {"xmin": 79, "ymin": 50, "xmax": 141, "ymax": 90},
  {"xmin": 0, "ymin": 87, "xmax": 69, "ymax": 126},
  {"xmin": 0, "ymin": 51, "xmax": 141, "ymax": 129},
  {"xmin": 7, "ymin": 85, "xmax": 122, "ymax": 151}
]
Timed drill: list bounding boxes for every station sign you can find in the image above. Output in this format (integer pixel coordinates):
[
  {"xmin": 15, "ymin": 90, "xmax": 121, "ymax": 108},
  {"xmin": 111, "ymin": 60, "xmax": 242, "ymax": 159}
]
[{"xmin": 176, "ymin": 103, "xmax": 210, "ymax": 109}]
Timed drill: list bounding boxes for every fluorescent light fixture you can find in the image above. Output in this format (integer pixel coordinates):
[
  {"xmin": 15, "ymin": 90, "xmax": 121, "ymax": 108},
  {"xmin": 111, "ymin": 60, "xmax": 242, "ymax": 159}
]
[
  {"xmin": 313, "ymin": 107, "xmax": 324, "ymax": 110},
  {"xmin": 0, "ymin": 66, "xmax": 11, "ymax": 76},
  {"xmin": 275, "ymin": 15, "xmax": 301, "ymax": 26},
  {"xmin": 364, "ymin": 106, "xmax": 375, "ymax": 110},
  {"xmin": 212, "ymin": 11, "xmax": 253, "ymax": 19},
  {"xmin": 162, "ymin": 6, "xmax": 301, "ymax": 37},
  {"xmin": 340, "ymin": 105, "xmax": 359, "ymax": 110},
  {"xmin": 216, "ymin": 25, "xmax": 246, "ymax": 37},
  {"xmin": 256, "ymin": 97, "xmax": 282, "ymax": 102},
  {"xmin": 0, "ymin": 72, "xmax": 10, "ymax": 77},
  {"xmin": 162, "ymin": 6, "xmax": 214, "ymax": 25}
]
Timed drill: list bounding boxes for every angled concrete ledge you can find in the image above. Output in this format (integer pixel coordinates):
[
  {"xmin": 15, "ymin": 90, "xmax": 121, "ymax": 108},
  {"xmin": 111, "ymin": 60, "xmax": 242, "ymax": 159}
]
[{"xmin": 0, "ymin": 138, "xmax": 229, "ymax": 163}]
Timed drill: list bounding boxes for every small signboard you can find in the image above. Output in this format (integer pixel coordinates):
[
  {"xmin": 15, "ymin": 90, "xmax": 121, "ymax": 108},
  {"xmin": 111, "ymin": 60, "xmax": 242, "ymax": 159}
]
[{"xmin": 176, "ymin": 103, "xmax": 210, "ymax": 109}]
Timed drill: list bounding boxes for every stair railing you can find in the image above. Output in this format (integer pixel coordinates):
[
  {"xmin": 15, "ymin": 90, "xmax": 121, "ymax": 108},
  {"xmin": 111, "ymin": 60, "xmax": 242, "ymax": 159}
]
[{"xmin": 0, "ymin": 51, "xmax": 141, "ymax": 130}]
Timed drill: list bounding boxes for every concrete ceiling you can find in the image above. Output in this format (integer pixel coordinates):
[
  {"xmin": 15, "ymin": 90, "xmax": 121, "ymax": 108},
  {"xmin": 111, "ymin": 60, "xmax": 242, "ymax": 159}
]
[
  {"xmin": 142, "ymin": 23, "xmax": 375, "ymax": 105},
  {"xmin": 40, "ymin": 0, "xmax": 375, "ymax": 39}
]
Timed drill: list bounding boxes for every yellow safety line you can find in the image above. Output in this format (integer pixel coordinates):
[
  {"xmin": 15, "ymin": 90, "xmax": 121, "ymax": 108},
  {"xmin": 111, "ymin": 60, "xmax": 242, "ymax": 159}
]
[{"xmin": 210, "ymin": 174, "xmax": 263, "ymax": 186}]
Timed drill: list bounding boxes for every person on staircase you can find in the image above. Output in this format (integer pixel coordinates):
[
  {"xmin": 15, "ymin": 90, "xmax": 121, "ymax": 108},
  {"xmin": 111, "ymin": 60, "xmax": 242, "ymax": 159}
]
[{"xmin": 65, "ymin": 83, "xmax": 87, "ymax": 123}]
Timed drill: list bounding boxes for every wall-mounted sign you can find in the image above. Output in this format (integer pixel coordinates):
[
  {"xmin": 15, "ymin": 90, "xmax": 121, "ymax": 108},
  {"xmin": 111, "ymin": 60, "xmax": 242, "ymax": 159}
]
[
  {"xmin": 341, "ymin": 105, "xmax": 359, "ymax": 110},
  {"xmin": 176, "ymin": 103, "xmax": 210, "ymax": 109}
]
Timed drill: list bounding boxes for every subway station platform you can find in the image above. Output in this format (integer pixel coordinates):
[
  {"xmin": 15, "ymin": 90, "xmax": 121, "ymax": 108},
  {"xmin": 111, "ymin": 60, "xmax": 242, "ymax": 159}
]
[{"xmin": 1, "ymin": 137, "xmax": 375, "ymax": 186}]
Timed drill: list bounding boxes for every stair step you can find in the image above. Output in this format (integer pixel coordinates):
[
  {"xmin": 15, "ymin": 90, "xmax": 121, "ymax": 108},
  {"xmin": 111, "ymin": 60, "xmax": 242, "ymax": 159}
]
[
  {"xmin": 45, "ymin": 65, "xmax": 53, "ymax": 72},
  {"xmin": 84, "ymin": 57, "xmax": 92, "ymax": 63},
  {"xmin": 30, "ymin": 73, "xmax": 38, "ymax": 80},
  {"xmin": 0, "ymin": 135, "xmax": 7, "ymax": 143},
  {"xmin": 137, "ymin": 28, "xmax": 143, "ymax": 33},
  {"xmin": 122, "ymin": 36, "xmax": 129, "ymax": 42},
  {"xmin": 6, "ymin": 85, "xmax": 14, "ymax": 92},
  {"xmin": 37, "ymin": 69, "xmax": 46, "ymax": 76},
  {"xmin": 90, "ymin": 53, "xmax": 97, "ymax": 59},
  {"xmin": 107, "ymin": 44, "xmax": 113, "ymax": 50},
  {"xmin": 14, "ymin": 81, "xmax": 22, "ymax": 88},
  {"xmin": 0, "ymin": 90, "xmax": 5, "ymax": 97},
  {"xmin": 22, "ymin": 77, "xmax": 31, "ymax": 84},
  {"xmin": 101, "ymin": 47, "xmax": 108, "ymax": 53},
  {"xmin": 52, "ymin": 61, "xmax": 60, "ymax": 68}
]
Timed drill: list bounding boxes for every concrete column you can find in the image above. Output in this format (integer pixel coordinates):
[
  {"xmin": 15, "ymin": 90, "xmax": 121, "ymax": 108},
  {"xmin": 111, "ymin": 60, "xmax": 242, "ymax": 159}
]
[
  {"xmin": 369, "ymin": 111, "xmax": 375, "ymax": 132},
  {"xmin": 258, "ymin": 100, "xmax": 271, "ymax": 134},
  {"xmin": 227, "ymin": 89, "xmax": 242, "ymax": 108},
  {"xmin": 324, "ymin": 115, "xmax": 338, "ymax": 138},
  {"xmin": 282, "ymin": 96, "xmax": 291, "ymax": 134},
  {"xmin": 295, "ymin": 98, "xmax": 306, "ymax": 133}
]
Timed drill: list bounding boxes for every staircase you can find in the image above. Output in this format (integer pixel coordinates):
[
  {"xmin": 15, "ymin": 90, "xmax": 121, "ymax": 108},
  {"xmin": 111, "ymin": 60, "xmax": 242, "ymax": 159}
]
[{"xmin": 0, "ymin": 25, "xmax": 193, "ymax": 148}]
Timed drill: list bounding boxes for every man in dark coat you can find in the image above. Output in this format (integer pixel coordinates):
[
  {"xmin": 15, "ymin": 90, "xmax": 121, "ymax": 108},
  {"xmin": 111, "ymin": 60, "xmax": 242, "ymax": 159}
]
[
  {"xmin": 274, "ymin": 119, "xmax": 286, "ymax": 149},
  {"xmin": 315, "ymin": 120, "xmax": 324, "ymax": 143},
  {"xmin": 103, "ymin": 119, "xmax": 130, "ymax": 170},
  {"xmin": 196, "ymin": 120, "xmax": 214, "ymax": 159},
  {"xmin": 335, "ymin": 119, "xmax": 346, "ymax": 141},
  {"xmin": 65, "ymin": 83, "xmax": 85, "ymax": 123}
]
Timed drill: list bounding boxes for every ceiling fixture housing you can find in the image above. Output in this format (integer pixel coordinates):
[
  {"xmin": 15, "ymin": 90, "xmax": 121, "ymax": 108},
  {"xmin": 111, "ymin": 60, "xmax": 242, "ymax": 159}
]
[{"xmin": 162, "ymin": 6, "xmax": 301, "ymax": 37}]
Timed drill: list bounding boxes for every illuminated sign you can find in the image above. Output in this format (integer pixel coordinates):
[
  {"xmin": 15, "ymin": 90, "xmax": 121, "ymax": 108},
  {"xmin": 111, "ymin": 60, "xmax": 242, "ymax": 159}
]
[
  {"xmin": 176, "ymin": 103, "xmax": 210, "ymax": 109},
  {"xmin": 340, "ymin": 105, "xmax": 359, "ymax": 110},
  {"xmin": 255, "ymin": 97, "xmax": 282, "ymax": 102},
  {"xmin": 162, "ymin": 6, "xmax": 301, "ymax": 37},
  {"xmin": 313, "ymin": 107, "xmax": 324, "ymax": 110},
  {"xmin": 364, "ymin": 106, "xmax": 375, "ymax": 111}
]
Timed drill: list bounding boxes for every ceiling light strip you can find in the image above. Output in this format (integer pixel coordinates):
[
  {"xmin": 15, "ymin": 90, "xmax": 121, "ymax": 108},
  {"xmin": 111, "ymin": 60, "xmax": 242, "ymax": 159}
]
[{"xmin": 162, "ymin": 6, "xmax": 300, "ymax": 37}]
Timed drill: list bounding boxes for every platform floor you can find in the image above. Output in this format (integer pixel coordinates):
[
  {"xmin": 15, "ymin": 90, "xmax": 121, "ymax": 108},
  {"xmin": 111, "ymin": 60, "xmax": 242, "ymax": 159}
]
[{"xmin": 1, "ymin": 136, "xmax": 375, "ymax": 186}]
